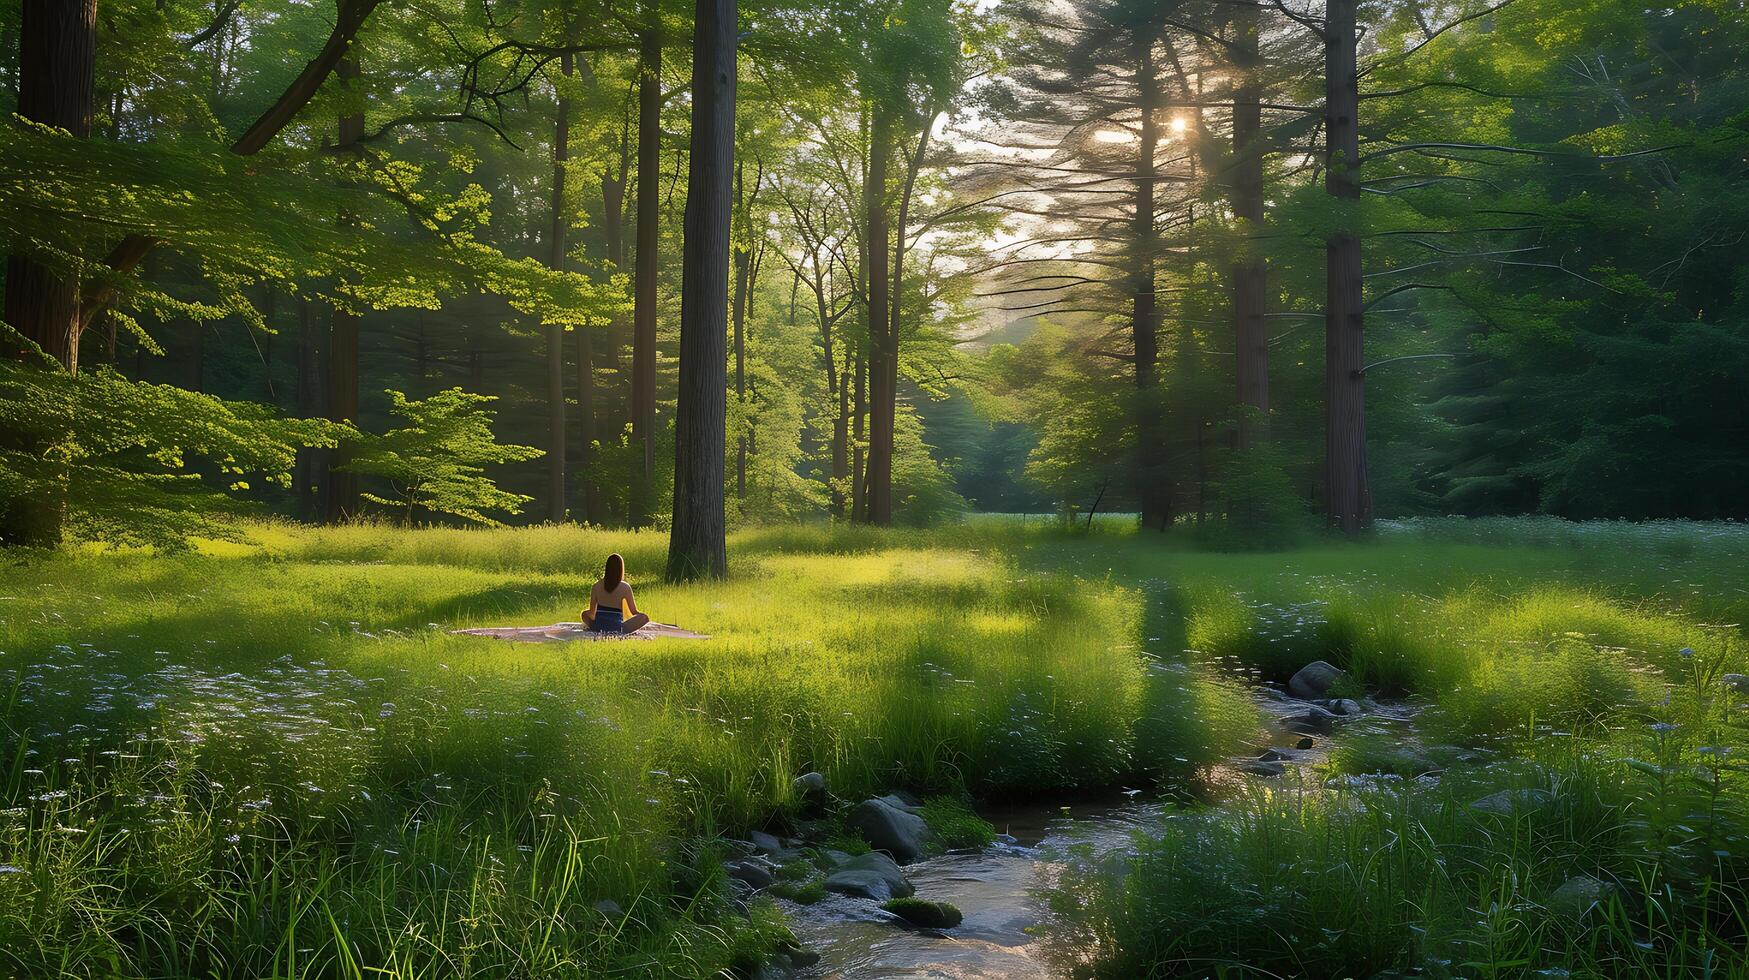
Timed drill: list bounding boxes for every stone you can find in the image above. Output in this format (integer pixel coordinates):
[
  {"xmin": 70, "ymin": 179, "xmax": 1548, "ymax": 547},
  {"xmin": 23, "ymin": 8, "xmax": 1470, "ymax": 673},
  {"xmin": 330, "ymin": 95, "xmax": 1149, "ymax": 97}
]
[
  {"xmin": 1296, "ymin": 737, "xmax": 1316, "ymax": 750},
  {"xmin": 785, "ymin": 947, "xmax": 822, "ymax": 969},
  {"xmin": 750, "ymin": 830, "xmax": 784, "ymax": 855},
  {"xmin": 722, "ymin": 838, "xmax": 756, "ymax": 858},
  {"xmin": 1258, "ymin": 748, "xmax": 1292, "ymax": 762},
  {"xmin": 792, "ymin": 771, "xmax": 828, "ymax": 800},
  {"xmin": 1470, "ymin": 788, "xmax": 1554, "ymax": 816},
  {"xmin": 880, "ymin": 897, "xmax": 964, "ymax": 929},
  {"xmin": 1722, "ymin": 674, "xmax": 1749, "ymax": 695},
  {"xmin": 1279, "ymin": 703, "xmax": 1339, "ymax": 735},
  {"xmin": 823, "ymin": 852, "xmax": 914, "ymax": 901},
  {"xmin": 823, "ymin": 848, "xmax": 854, "ymax": 867},
  {"xmin": 1329, "ymin": 698, "xmax": 1363, "ymax": 716},
  {"xmin": 728, "ymin": 859, "xmax": 774, "ymax": 890},
  {"xmin": 1241, "ymin": 759, "xmax": 1286, "ymax": 777},
  {"xmin": 1547, "ymin": 875, "xmax": 1614, "ymax": 919},
  {"xmin": 848, "ymin": 797, "xmax": 933, "ymax": 864},
  {"xmin": 593, "ymin": 899, "xmax": 624, "ymax": 919},
  {"xmin": 877, "ymin": 792, "xmax": 924, "ymax": 813},
  {"xmin": 1289, "ymin": 661, "xmax": 1345, "ymax": 700}
]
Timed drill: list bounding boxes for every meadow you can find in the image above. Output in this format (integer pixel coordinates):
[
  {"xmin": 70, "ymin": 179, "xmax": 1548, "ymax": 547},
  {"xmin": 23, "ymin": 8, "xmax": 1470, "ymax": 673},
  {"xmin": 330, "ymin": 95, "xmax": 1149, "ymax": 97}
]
[{"xmin": 2, "ymin": 518, "xmax": 1747, "ymax": 977}]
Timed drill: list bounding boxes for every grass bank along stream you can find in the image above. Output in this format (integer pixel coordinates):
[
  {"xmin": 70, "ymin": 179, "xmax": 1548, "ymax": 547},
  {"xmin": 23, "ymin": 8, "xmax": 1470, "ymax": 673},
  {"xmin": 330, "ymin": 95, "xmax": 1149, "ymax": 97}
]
[{"xmin": 2, "ymin": 519, "xmax": 1748, "ymax": 976}]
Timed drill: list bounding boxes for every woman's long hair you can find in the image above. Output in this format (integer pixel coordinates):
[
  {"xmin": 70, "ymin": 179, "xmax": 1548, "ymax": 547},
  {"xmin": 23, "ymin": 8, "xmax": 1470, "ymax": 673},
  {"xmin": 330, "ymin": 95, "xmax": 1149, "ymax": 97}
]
[{"xmin": 603, "ymin": 553, "xmax": 625, "ymax": 592}]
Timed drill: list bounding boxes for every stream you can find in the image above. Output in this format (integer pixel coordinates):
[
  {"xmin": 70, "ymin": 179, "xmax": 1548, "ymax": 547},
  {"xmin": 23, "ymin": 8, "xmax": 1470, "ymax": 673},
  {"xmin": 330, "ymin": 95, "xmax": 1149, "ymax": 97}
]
[
  {"xmin": 777, "ymin": 690, "xmax": 1425, "ymax": 979},
  {"xmin": 779, "ymin": 795, "xmax": 1156, "ymax": 979}
]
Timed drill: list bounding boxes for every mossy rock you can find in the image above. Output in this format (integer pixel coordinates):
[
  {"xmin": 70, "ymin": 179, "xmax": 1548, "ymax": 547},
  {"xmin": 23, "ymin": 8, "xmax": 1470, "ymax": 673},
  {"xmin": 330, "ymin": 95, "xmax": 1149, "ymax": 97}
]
[{"xmin": 880, "ymin": 897, "xmax": 963, "ymax": 929}]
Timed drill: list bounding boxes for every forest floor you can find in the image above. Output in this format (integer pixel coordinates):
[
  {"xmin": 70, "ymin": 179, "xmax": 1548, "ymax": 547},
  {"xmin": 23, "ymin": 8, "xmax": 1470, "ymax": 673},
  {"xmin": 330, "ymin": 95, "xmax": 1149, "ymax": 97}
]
[{"xmin": 2, "ymin": 518, "xmax": 1747, "ymax": 977}]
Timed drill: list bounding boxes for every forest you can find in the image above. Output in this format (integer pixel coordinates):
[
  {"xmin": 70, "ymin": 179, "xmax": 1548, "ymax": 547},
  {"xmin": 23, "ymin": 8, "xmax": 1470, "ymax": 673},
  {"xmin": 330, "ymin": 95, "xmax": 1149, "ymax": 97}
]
[{"xmin": 3, "ymin": 0, "xmax": 1749, "ymax": 977}]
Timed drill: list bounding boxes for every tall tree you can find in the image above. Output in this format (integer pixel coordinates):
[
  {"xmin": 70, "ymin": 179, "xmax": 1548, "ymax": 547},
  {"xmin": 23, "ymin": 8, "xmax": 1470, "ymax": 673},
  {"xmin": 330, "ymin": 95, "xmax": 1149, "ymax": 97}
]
[
  {"xmin": 1322, "ymin": 0, "xmax": 1369, "ymax": 533},
  {"xmin": 863, "ymin": 101, "xmax": 895, "ymax": 524},
  {"xmin": 544, "ymin": 50, "xmax": 576, "ymax": 523},
  {"xmin": 0, "ymin": 0, "xmax": 96, "ymax": 546},
  {"xmin": 322, "ymin": 54, "xmax": 365, "ymax": 524},
  {"xmin": 630, "ymin": 0, "xmax": 663, "ymax": 525},
  {"xmin": 667, "ymin": 0, "xmax": 735, "ymax": 580},
  {"xmin": 1229, "ymin": 0, "xmax": 1269, "ymax": 448}
]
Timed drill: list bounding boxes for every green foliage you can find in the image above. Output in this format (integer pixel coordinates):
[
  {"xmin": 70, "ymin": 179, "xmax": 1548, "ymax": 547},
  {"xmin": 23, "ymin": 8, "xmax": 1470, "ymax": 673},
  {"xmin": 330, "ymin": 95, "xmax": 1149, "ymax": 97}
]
[
  {"xmin": 1190, "ymin": 442, "xmax": 1312, "ymax": 551},
  {"xmin": 0, "ymin": 331, "xmax": 337, "ymax": 549},
  {"xmin": 917, "ymin": 796, "xmax": 996, "ymax": 851},
  {"xmin": 341, "ymin": 388, "xmax": 542, "ymax": 526}
]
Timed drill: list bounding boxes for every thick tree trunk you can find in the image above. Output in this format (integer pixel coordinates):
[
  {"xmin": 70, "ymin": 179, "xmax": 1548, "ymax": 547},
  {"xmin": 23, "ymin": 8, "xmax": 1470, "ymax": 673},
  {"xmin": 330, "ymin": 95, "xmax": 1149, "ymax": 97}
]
[
  {"xmin": 630, "ymin": 4, "xmax": 662, "ymax": 525},
  {"xmin": 1231, "ymin": 0, "xmax": 1269, "ymax": 448},
  {"xmin": 666, "ymin": 0, "xmax": 734, "ymax": 581},
  {"xmin": 1, "ymin": 0, "xmax": 95, "ymax": 547},
  {"xmin": 863, "ymin": 103, "xmax": 895, "ymax": 525},
  {"xmin": 544, "ymin": 52, "xmax": 574, "ymax": 524},
  {"xmin": 321, "ymin": 56, "xmax": 364, "ymax": 524},
  {"xmin": 1323, "ymin": 0, "xmax": 1370, "ymax": 533},
  {"xmin": 1132, "ymin": 38, "xmax": 1165, "ymax": 529},
  {"xmin": 4, "ymin": 0, "xmax": 93, "ymax": 371}
]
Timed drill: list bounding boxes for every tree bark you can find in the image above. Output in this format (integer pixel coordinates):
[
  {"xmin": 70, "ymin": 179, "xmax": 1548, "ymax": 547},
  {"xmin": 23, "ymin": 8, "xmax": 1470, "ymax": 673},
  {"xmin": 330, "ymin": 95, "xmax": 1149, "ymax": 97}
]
[
  {"xmin": 0, "ymin": 0, "xmax": 95, "ymax": 547},
  {"xmin": 862, "ymin": 101, "xmax": 894, "ymax": 525},
  {"xmin": 1132, "ymin": 36, "xmax": 1165, "ymax": 529},
  {"xmin": 294, "ymin": 296, "xmax": 321, "ymax": 518},
  {"xmin": 544, "ymin": 51, "xmax": 574, "ymax": 524},
  {"xmin": 666, "ymin": 0, "xmax": 735, "ymax": 581},
  {"xmin": 1231, "ymin": 0, "xmax": 1270, "ymax": 448},
  {"xmin": 1323, "ymin": 0, "xmax": 1370, "ymax": 533},
  {"xmin": 732, "ymin": 162, "xmax": 750, "ymax": 498},
  {"xmin": 630, "ymin": 1, "xmax": 662, "ymax": 525},
  {"xmin": 851, "ymin": 343, "xmax": 866, "ymax": 522},
  {"xmin": 322, "ymin": 56, "xmax": 365, "ymax": 524}
]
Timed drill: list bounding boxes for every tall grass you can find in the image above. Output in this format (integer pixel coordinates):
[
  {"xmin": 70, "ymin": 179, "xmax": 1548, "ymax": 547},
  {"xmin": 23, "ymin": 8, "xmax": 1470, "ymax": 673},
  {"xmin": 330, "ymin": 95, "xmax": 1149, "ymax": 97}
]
[
  {"xmin": 0, "ymin": 521, "xmax": 1250, "ymax": 977},
  {"xmin": 5, "ymin": 517, "xmax": 1748, "ymax": 976}
]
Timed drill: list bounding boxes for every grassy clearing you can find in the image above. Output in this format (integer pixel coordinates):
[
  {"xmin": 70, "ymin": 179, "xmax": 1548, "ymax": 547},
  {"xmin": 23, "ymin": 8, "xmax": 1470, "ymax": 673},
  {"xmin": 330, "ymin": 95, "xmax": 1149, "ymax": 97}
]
[
  {"xmin": 0, "ymin": 521, "xmax": 1249, "ymax": 977},
  {"xmin": 3, "ymin": 517, "xmax": 1748, "ymax": 976}
]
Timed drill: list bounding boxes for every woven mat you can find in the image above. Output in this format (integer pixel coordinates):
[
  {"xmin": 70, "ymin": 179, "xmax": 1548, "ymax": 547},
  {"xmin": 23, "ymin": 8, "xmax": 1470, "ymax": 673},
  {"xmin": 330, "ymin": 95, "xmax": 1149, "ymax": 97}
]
[{"xmin": 451, "ymin": 622, "xmax": 710, "ymax": 643}]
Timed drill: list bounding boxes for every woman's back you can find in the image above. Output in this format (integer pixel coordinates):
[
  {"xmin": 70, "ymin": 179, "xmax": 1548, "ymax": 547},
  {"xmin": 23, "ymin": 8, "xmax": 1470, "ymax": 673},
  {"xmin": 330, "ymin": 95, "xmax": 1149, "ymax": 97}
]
[{"xmin": 592, "ymin": 579, "xmax": 630, "ymax": 613}]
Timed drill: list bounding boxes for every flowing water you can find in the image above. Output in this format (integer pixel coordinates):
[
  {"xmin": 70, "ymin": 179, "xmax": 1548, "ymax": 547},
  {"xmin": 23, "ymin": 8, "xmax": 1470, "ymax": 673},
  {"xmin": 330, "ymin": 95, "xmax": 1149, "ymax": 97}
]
[
  {"xmin": 781, "ymin": 795, "xmax": 1159, "ymax": 979},
  {"xmin": 781, "ymin": 691, "xmax": 1426, "ymax": 979}
]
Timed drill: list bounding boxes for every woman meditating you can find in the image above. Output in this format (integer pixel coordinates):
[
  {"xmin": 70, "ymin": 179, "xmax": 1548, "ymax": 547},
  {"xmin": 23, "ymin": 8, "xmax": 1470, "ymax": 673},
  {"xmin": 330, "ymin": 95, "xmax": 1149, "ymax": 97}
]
[{"xmin": 582, "ymin": 553, "xmax": 651, "ymax": 635}]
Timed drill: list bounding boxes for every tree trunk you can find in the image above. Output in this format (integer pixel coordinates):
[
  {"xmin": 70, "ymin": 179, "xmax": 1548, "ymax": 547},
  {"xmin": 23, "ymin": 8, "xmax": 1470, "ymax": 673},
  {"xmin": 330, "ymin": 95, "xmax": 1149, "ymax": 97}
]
[
  {"xmin": 851, "ymin": 344, "xmax": 866, "ymax": 522},
  {"xmin": 732, "ymin": 162, "xmax": 749, "ymax": 499},
  {"xmin": 1231, "ymin": 0, "xmax": 1269, "ymax": 448},
  {"xmin": 0, "ymin": 0, "xmax": 95, "ymax": 547},
  {"xmin": 863, "ymin": 102, "xmax": 894, "ymax": 525},
  {"xmin": 294, "ymin": 296, "xmax": 320, "ymax": 519},
  {"xmin": 322, "ymin": 56, "xmax": 364, "ymax": 524},
  {"xmin": 594, "ymin": 98, "xmax": 631, "ymax": 523},
  {"xmin": 666, "ymin": 0, "xmax": 734, "ymax": 581},
  {"xmin": 630, "ymin": 2, "xmax": 662, "ymax": 525},
  {"xmin": 820, "ymin": 281, "xmax": 848, "ymax": 519},
  {"xmin": 544, "ymin": 51, "xmax": 574, "ymax": 524},
  {"xmin": 1324, "ymin": 0, "xmax": 1370, "ymax": 533},
  {"xmin": 1132, "ymin": 37, "xmax": 1165, "ymax": 529}
]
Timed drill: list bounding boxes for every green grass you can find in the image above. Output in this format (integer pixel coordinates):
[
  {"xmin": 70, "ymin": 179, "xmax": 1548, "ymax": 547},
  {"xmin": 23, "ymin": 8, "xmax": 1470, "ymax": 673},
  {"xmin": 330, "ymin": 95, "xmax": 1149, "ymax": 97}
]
[{"xmin": 4, "ymin": 517, "xmax": 1749, "ymax": 976}]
